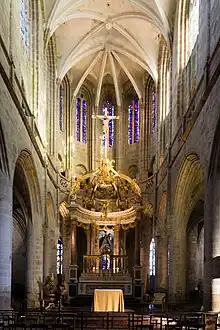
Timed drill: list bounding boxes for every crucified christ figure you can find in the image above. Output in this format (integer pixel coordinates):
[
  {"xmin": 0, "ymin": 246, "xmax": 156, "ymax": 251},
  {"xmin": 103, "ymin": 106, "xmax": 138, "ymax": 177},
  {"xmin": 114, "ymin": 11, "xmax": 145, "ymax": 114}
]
[{"xmin": 92, "ymin": 107, "xmax": 119, "ymax": 159}]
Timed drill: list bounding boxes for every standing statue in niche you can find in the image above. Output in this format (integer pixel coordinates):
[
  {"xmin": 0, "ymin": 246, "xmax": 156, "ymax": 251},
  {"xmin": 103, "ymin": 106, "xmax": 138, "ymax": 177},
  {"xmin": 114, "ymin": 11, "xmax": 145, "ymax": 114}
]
[{"xmin": 99, "ymin": 230, "xmax": 114, "ymax": 270}]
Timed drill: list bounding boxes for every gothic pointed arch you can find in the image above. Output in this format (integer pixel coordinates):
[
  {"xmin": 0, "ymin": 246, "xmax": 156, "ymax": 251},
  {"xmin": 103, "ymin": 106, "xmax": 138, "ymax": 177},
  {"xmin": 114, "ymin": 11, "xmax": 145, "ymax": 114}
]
[
  {"xmin": 12, "ymin": 149, "xmax": 42, "ymax": 307},
  {"xmin": 173, "ymin": 153, "xmax": 204, "ymax": 223},
  {"xmin": 14, "ymin": 149, "xmax": 42, "ymax": 218},
  {"xmin": 170, "ymin": 153, "xmax": 204, "ymax": 301}
]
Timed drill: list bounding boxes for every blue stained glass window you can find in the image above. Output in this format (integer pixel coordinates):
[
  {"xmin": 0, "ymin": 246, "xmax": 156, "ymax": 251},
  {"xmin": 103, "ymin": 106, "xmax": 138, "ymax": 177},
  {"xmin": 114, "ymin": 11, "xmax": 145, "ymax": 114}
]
[
  {"xmin": 20, "ymin": 0, "xmax": 29, "ymax": 55},
  {"xmin": 82, "ymin": 100, "xmax": 87, "ymax": 143},
  {"xmin": 76, "ymin": 96, "xmax": 87, "ymax": 143},
  {"xmin": 57, "ymin": 237, "xmax": 63, "ymax": 275},
  {"xmin": 108, "ymin": 103, "xmax": 114, "ymax": 148},
  {"xmin": 76, "ymin": 98, "xmax": 81, "ymax": 142},
  {"xmin": 151, "ymin": 88, "xmax": 156, "ymax": 134},
  {"xmin": 128, "ymin": 97, "xmax": 139, "ymax": 144},
  {"xmin": 128, "ymin": 104, "xmax": 133, "ymax": 144},
  {"xmin": 59, "ymin": 85, "xmax": 63, "ymax": 131},
  {"xmin": 149, "ymin": 238, "xmax": 156, "ymax": 276},
  {"xmin": 134, "ymin": 99, "xmax": 139, "ymax": 143},
  {"xmin": 102, "ymin": 100, "xmax": 115, "ymax": 148}
]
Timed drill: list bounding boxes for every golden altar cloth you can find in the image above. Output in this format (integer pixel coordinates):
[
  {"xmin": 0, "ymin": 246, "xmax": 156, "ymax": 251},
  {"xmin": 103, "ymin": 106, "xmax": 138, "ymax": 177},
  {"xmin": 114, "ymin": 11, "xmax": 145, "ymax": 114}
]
[{"xmin": 94, "ymin": 289, "xmax": 124, "ymax": 312}]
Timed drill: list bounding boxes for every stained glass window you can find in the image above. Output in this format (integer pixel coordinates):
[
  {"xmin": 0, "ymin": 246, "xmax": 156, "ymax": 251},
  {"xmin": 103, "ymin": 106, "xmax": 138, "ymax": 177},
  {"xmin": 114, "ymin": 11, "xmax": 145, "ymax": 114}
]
[
  {"xmin": 57, "ymin": 237, "xmax": 63, "ymax": 275},
  {"xmin": 128, "ymin": 97, "xmax": 139, "ymax": 144},
  {"xmin": 82, "ymin": 100, "xmax": 87, "ymax": 143},
  {"xmin": 151, "ymin": 88, "xmax": 156, "ymax": 134},
  {"xmin": 76, "ymin": 97, "xmax": 81, "ymax": 142},
  {"xmin": 102, "ymin": 101, "xmax": 115, "ymax": 148},
  {"xmin": 20, "ymin": 0, "xmax": 29, "ymax": 55},
  {"xmin": 76, "ymin": 96, "xmax": 87, "ymax": 143},
  {"xmin": 149, "ymin": 238, "xmax": 156, "ymax": 276},
  {"xmin": 59, "ymin": 85, "xmax": 63, "ymax": 131}
]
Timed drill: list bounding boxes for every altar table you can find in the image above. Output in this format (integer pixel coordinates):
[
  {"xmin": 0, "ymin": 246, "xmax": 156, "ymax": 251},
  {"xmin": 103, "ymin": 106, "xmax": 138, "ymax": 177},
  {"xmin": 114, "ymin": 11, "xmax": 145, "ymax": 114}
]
[{"xmin": 94, "ymin": 289, "xmax": 124, "ymax": 312}]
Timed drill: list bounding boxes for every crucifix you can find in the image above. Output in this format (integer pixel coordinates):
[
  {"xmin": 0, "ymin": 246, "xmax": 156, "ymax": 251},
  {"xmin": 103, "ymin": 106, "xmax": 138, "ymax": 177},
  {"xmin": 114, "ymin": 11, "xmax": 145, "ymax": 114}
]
[{"xmin": 92, "ymin": 107, "xmax": 119, "ymax": 159}]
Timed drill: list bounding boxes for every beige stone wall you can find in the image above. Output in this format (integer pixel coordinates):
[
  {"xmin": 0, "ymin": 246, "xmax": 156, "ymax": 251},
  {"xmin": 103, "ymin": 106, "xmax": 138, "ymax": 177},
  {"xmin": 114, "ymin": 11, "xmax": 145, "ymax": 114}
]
[
  {"xmin": 0, "ymin": 0, "xmax": 220, "ymax": 311},
  {"xmin": 154, "ymin": 0, "xmax": 220, "ymax": 308},
  {"xmin": 0, "ymin": 0, "xmax": 59, "ymax": 308}
]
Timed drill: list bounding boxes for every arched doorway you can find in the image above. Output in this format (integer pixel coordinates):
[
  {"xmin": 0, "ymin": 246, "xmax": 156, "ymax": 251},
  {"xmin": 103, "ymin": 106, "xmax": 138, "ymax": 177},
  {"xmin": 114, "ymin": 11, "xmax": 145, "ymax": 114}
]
[
  {"xmin": 12, "ymin": 150, "xmax": 42, "ymax": 308},
  {"xmin": 12, "ymin": 160, "xmax": 31, "ymax": 308}
]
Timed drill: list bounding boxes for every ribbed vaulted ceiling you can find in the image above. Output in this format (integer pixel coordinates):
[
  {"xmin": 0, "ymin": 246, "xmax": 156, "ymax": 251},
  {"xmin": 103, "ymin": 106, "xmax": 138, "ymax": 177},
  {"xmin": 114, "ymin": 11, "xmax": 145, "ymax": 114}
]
[{"xmin": 44, "ymin": 0, "xmax": 176, "ymax": 104}]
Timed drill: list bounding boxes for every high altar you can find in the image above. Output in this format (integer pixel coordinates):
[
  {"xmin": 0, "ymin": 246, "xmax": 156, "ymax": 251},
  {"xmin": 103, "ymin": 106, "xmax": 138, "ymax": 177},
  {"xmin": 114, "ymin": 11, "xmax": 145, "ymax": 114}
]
[{"xmin": 64, "ymin": 110, "xmax": 144, "ymax": 300}]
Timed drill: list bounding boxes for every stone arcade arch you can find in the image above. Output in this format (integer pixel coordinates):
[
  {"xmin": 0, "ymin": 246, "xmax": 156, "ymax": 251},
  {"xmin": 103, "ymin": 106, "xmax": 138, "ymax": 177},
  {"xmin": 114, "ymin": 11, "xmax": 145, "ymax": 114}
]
[
  {"xmin": 169, "ymin": 153, "xmax": 204, "ymax": 302},
  {"xmin": 12, "ymin": 150, "xmax": 43, "ymax": 308}
]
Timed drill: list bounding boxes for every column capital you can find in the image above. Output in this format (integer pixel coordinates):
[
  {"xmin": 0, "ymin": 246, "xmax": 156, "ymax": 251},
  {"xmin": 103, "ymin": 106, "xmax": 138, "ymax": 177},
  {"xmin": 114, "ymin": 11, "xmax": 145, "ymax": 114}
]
[
  {"xmin": 56, "ymin": 78, "xmax": 62, "ymax": 86},
  {"xmin": 70, "ymin": 215, "xmax": 77, "ymax": 223}
]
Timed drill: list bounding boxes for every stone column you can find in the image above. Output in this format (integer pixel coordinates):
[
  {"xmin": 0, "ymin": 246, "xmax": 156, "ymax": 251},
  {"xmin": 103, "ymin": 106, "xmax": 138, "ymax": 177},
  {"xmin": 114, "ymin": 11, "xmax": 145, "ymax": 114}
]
[
  {"xmin": 49, "ymin": 229, "xmax": 57, "ymax": 276},
  {"xmin": 93, "ymin": 105, "xmax": 100, "ymax": 167},
  {"xmin": 91, "ymin": 225, "xmax": 98, "ymax": 255},
  {"xmin": 26, "ymin": 214, "xmax": 44, "ymax": 308},
  {"xmin": 123, "ymin": 229, "xmax": 127, "ymax": 256},
  {"xmin": 63, "ymin": 221, "xmax": 72, "ymax": 283},
  {"xmin": 134, "ymin": 220, "xmax": 141, "ymax": 266},
  {"xmin": 156, "ymin": 234, "xmax": 168, "ymax": 290},
  {"xmin": 115, "ymin": 105, "xmax": 122, "ymax": 171},
  {"xmin": 71, "ymin": 219, "xmax": 77, "ymax": 265},
  {"xmin": 43, "ymin": 223, "xmax": 49, "ymax": 280},
  {"xmin": 138, "ymin": 101, "xmax": 146, "ymax": 182},
  {"xmin": 0, "ymin": 174, "xmax": 12, "ymax": 310},
  {"xmin": 204, "ymin": 176, "xmax": 220, "ymax": 311},
  {"xmin": 87, "ymin": 225, "xmax": 91, "ymax": 255},
  {"xmin": 95, "ymin": 228, "xmax": 99, "ymax": 255},
  {"xmin": 114, "ymin": 229, "xmax": 120, "ymax": 255}
]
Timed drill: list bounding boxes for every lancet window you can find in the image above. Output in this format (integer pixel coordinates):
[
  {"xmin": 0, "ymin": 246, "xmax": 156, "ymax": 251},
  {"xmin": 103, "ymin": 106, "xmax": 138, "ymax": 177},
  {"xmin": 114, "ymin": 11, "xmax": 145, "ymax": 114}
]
[
  {"xmin": 76, "ymin": 95, "xmax": 87, "ymax": 143},
  {"xmin": 102, "ymin": 100, "xmax": 115, "ymax": 147},
  {"xmin": 149, "ymin": 238, "xmax": 156, "ymax": 276},
  {"xmin": 128, "ymin": 97, "xmax": 139, "ymax": 144},
  {"xmin": 151, "ymin": 88, "xmax": 157, "ymax": 134},
  {"xmin": 59, "ymin": 85, "xmax": 64, "ymax": 131},
  {"xmin": 57, "ymin": 237, "xmax": 63, "ymax": 275}
]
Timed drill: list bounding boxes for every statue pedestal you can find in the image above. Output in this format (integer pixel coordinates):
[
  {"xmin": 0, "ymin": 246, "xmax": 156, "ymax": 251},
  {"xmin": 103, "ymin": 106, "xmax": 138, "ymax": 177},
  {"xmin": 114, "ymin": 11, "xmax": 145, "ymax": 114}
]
[
  {"xmin": 133, "ymin": 266, "xmax": 143, "ymax": 300},
  {"xmin": 69, "ymin": 264, "xmax": 78, "ymax": 280},
  {"xmin": 68, "ymin": 265, "xmax": 78, "ymax": 299}
]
